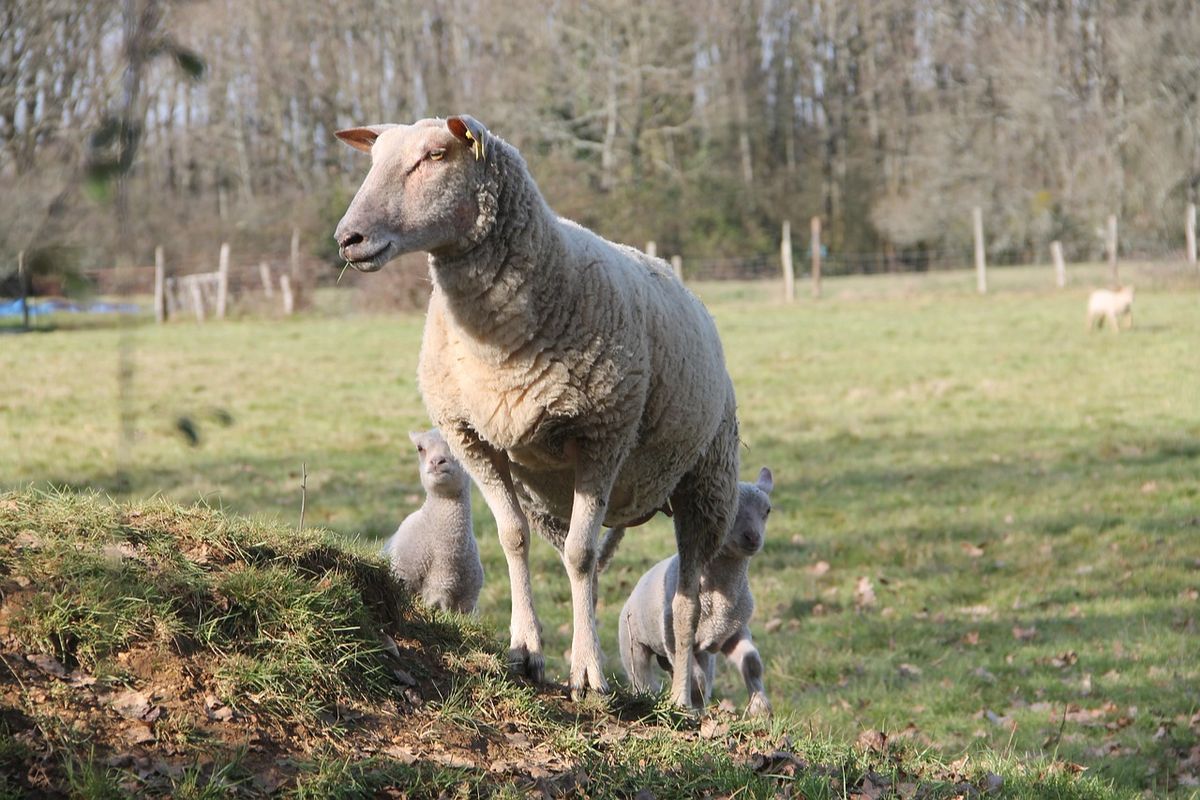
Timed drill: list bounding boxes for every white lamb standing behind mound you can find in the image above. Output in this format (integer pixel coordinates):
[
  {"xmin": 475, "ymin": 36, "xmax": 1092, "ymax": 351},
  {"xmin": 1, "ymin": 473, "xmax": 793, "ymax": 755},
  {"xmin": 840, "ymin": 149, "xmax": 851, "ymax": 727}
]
[
  {"xmin": 1087, "ymin": 285, "xmax": 1134, "ymax": 332},
  {"xmin": 618, "ymin": 467, "xmax": 775, "ymax": 717},
  {"xmin": 382, "ymin": 429, "xmax": 483, "ymax": 614}
]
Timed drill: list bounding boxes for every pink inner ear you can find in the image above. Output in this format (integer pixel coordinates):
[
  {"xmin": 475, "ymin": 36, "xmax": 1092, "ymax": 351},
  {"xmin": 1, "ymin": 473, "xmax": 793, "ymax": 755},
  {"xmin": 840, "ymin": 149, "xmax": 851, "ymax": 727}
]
[
  {"xmin": 447, "ymin": 117, "xmax": 469, "ymax": 141},
  {"xmin": 335, "ymin": 128, "xmax": 379, "ymax": 153}
]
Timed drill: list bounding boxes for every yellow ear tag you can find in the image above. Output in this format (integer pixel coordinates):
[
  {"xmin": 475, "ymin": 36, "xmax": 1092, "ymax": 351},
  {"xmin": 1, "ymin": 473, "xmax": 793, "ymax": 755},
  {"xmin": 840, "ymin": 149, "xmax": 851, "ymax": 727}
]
[{"xmin": 464, "ymin": 129, "xmax": 484, "ymax": 161}]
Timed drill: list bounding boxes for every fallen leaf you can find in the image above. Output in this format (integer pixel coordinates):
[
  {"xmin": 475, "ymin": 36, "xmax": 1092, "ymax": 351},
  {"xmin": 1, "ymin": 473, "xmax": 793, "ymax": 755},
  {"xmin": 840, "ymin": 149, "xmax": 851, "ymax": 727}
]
[
  {"xmin": 1012, "ymin": 625, "xmax": 1037, "ymax": 641},
  {"xmin": 973, "ymin": 666, "xmax": 998, "ymax": 683},
  {"xmin": 1181, "ymin": 588, "xmax": 1199, "ymax": 602},
  {"xmin": 109, "ymin": 689, "xmax": 153, "ymax": 721},
  {"xmin": 122, "ymin": 722, "xmax": 155, "ymax": 745},
  {"xmin": 855, "ymin": 729, "xmax": 887, "ymax": 753},
  {"xmin": 961, "ymin": 542, "xmax": 985, "ymax": 558},
  {"xmin": 764, "ymin": 617, "xmax": 784, "ymax": 633},
  {"xmin": 1050, "ymin": 651, "xmax": 1078, "ymax": 668},
  {"xmin": 1141, "ymin": 481, "xmax": 1159, "ymax": 494},
  {"xmin": 699, "ymin": 718, "xmax": 729, "ymax": 740},
  {"xmin": 854, "ymin": 577, "xmax": 876, "ymax": 609},
  {"xmin": 26, "ymin": 653, "xmax": 67, "ymax": 678},
  {"xmin": 382, "ymin": 745, "xmax": 416, "ymax": 764},
  {"xmin": 898, "ymin": 663, "xmax": 922, "ymax": 677},
  {"xmin": 808, "ymin": 561, "xmax": 831, "ymax": 577},
  {"xmin": 962, "ymin": 631, "xmax": 980, "ymax": 646}
]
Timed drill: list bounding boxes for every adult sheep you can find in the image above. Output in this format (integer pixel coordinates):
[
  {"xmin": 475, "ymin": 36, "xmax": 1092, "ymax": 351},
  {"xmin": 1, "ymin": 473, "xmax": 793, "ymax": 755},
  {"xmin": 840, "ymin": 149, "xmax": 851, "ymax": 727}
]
[{"xmin": 333, "ymin": 115, "xmax": 739, "ymax": 707}]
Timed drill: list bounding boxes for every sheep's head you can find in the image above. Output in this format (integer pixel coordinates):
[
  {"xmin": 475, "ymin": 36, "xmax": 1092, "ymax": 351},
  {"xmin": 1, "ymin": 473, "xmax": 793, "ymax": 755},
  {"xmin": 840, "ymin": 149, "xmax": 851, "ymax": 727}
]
[
  {"xmin": 721, "ymin": 467, "xmax": 774, "ymax": 558},
  {"xmin": 409, "ymin": 428, "xmax": 469, "ymax": 498},
  {"xmin": 334, "ymin": 116, "xmax": 492, "ymax": 270}
]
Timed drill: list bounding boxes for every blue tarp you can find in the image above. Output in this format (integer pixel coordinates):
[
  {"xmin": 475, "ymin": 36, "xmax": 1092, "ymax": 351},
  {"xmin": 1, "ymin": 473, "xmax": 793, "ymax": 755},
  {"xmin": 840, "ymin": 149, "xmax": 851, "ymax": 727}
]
[{"xmin": 0, "ymin": 298, "xmax": 141, "ymax": 318}]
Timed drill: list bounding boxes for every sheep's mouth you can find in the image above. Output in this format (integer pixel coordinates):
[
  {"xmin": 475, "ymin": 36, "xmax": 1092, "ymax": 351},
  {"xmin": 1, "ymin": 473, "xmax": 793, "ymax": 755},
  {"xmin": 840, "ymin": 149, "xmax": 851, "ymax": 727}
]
[{"xmin": 342, "ymin": 242, "xmax": 393, "ymax": 272}]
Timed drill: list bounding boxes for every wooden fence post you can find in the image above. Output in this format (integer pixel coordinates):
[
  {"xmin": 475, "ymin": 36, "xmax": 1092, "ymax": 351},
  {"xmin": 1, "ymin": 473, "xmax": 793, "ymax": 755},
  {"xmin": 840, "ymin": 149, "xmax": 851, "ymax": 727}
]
[
  {"xmin": 810, "ymin": 216, "xmax": 822, "ymax": 299},
  {"xmin": 280, "ymin": 274, "xmax": 295, "ymax": 316},
  {"xmin": 17, "ymin": 250, "xmax": 29, "ymax": 330},
  {"xmin": 189, "ymin": 278, "xmax": 206, "ymax": 322},
  {"xmin": 1051, "ymin": 240, "xmax": 1066, "ymax": 288},
  {"xmin": 645, "ymin": 240, "xmax": 656, "ymax": 259},
  {"xmin": 780, "ymin": 221, "xmax": 794, "ymax": 303},
  {"xmin": 1187, "ymin": 203, "xmax": 1196, "ymax": 266},
  {"xmin": 973, "ymin": 206, "xmax": 986, "ymax": 294},
  {"xmin": 216, "ymin": 242, "xmax": 230, "ymax": 319},
  {"xmin": 1107, "ymin": 214, "xmax": 1119, "ymax": 284},
  {"xmin": 259, "ymin": 261, "xmax": 274, "ymax": 297},
  {"xmin": 670, "ymin": 255, "xmax": 683, "ymax": 283},
  {"xmin": 154, "ymin": 245, "xmax": 166, "ymax": 323}
]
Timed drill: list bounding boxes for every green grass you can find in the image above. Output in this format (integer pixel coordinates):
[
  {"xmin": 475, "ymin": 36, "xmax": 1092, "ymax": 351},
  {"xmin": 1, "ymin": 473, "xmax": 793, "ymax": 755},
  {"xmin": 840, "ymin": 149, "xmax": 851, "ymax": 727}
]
[{"xmin": 2, "ymin": 260, "xmax": 1199, "ymax": 796}]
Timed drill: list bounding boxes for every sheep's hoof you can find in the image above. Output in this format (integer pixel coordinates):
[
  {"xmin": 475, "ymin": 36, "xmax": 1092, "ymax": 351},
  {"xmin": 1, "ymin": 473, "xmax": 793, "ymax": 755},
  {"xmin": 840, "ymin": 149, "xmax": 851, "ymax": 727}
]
[
  {"xmin": 507, "ymin": 646, "xmax": 545, "ymax": 683},
  {"xmin": 746, "ymin": 694, "xmax": 772, "ymax": 719},
  {"xmin": 669, "ymin": 686, "xmax": 702, "ymax": 713},
  {"xmin": 568, "ymin": 670, "xmax": 610, "ymax": 702}
]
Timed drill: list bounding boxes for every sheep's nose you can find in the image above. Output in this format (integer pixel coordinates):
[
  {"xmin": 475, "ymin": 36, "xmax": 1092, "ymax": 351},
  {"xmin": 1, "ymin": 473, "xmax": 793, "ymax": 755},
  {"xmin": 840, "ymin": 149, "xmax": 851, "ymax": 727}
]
[
  {"xmin": 338, "ymin": 230, "xmax": 364, "ymax": 248},
  {"xmin": 433, "ymin": 457, "xmax": 448, "ymax": 467}
]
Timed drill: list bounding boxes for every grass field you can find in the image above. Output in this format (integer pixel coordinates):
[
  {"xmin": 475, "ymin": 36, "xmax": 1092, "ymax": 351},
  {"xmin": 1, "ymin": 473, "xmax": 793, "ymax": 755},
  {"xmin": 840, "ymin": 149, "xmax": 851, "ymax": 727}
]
[{"xmin": 2, "ymin": 260, "xmax": 1199, "ymax": 796}]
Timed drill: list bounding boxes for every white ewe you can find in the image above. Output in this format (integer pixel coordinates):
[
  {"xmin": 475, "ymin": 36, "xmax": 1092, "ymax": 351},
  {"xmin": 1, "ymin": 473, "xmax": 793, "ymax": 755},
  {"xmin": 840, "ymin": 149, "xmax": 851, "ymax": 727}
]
[
  {"xmin": 381, "ymin": 429, "xmax": 483, "ymax": 614},
  {"xmin": 618, "ymin": 467, "xmax": 774, "ymax": 717},
  {"xmin": 334, "ymin": 116, "xmax": 739, "ymax": 707}
]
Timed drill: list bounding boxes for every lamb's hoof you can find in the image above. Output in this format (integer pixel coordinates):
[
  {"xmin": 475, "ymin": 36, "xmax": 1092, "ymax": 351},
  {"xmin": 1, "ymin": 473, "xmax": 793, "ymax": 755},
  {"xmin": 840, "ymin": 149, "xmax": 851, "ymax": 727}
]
[
  {"xmin": 507, "ymin": 646, "xmax": 545, "ymax": 683},
  {"xmin": 746, "ymin": 694, "xmax": 772, "ymax": 719}
]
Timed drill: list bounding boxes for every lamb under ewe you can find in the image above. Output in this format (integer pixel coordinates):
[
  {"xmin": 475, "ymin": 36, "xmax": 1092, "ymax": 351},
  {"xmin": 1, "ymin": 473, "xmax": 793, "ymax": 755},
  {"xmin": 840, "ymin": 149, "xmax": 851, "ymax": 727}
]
[
  {"xmin": 618, "ymin": 467, "xmax": 774, "ymax": 717},
  {"xmin": 334, "ymin": 115, "xmax": 739, "ymax": 707},
  {"xmin": 381, "ymin": 429, "xmax": 483, "ymax": 614},
  {"xmin": 1087, "ymin": 285, "xmax": 1134, "ymax": 332}
]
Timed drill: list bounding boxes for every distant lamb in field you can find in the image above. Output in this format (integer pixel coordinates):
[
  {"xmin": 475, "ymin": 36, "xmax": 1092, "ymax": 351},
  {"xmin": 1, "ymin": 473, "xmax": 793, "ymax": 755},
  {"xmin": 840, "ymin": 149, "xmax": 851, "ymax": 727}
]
[
  {"xmin": 618, "ymin": 467, "xmax": 775, "ymax": 717},
  {"xmin": 334, "ymin": 115, "xmax": 740, "ymax": 708},
  {"xmin": 1087, "ymin": 285, "xmax": 1134, "ymax": 332},
  {"xmin": 381, "ymin": 429, "xmax": 482, "ymax": 614}
]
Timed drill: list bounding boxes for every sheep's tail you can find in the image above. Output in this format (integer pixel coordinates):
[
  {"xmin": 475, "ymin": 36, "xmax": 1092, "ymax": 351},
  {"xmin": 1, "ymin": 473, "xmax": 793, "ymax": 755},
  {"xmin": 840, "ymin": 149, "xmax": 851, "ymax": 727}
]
[{"xmin": 596, "ymin": 526, "xmax": 626, "ymax": 574}]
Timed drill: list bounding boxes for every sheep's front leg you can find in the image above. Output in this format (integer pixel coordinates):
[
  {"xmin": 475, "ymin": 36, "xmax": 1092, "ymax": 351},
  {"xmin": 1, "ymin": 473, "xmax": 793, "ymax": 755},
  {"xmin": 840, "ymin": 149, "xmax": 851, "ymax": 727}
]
[
  {"xmin": 443, "ymin": 427, "xmax": 544, "ymax": 681},
  {"xmin": 722, "ymin": 626, "xmax": 771, "ymax": 718},
  {"xmin": 561, "ymin": 485, "xmax": 612, "ymax": 698}
]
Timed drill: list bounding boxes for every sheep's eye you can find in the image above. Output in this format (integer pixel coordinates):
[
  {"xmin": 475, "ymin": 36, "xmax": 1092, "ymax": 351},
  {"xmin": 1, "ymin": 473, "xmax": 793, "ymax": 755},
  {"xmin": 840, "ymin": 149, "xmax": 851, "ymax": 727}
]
[
  {"xmin": 416, "ymin": 445, "xmax": 425, "ymax": 454},
  {"xmin": 429, "ymin": 148, "xmax": 446, "ymax": 161}
]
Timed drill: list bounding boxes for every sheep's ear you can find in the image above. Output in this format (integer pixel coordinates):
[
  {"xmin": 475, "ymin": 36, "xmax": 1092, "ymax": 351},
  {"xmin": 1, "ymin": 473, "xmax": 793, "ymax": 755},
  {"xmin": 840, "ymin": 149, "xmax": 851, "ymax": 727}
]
[
  {"xmin": 755, "ymin": 467, "xmax": 774, "ymax": 494},
  {"xmin": 447, "ymin": 115, "xmax": 489, "ymax": 161},
  {"xmin": 408, "ymin": 431, "xmax": 423, "ymax": 447},
  {"xmin": 335, "ymin": 124, "xmax": 395, "ymax": 153}
]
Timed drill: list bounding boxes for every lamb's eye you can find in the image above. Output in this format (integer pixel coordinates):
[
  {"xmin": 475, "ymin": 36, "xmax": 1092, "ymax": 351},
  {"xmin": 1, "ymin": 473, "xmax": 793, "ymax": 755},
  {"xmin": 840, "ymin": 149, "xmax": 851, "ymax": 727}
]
[
  {"xmin": 417, "ymin": 445, "xmax": 425, "ymax": 454},
  {"xmin": 429, "ymin": 148, "xmax": 446, "ymax": 161}
]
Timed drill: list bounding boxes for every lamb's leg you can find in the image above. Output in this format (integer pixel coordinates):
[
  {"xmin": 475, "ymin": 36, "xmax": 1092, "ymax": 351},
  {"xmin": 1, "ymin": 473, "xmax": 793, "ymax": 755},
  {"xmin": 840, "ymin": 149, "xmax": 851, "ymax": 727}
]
[
  {"xmin": 692, "ymin": 650, "xmax": 715, "ymax": 707},
  {"xmin": 722, "ymin": 626, "xmax": 771, "ymax": 718},
  {"xmin": 618, "ymin": 606, "xmax": 660, "ymax": 692},
  {"xmin": 442, "ymin": 425, "xmax": 544, "ymax": 681},
  {"xmin": 1106, "ymin": 310, "xmax": 1119, "ymax": 333},
  {"xmin": 668, "ymin": 407, "xmax": 738, "ymax": 710}
]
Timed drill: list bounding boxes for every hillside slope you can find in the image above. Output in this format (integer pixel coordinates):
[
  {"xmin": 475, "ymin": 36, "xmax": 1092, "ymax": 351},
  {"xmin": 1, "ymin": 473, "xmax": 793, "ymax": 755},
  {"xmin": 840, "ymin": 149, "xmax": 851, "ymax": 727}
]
[{"xmin": 0, "ymin": 490, "xmax": 1126, "ymax": 799}]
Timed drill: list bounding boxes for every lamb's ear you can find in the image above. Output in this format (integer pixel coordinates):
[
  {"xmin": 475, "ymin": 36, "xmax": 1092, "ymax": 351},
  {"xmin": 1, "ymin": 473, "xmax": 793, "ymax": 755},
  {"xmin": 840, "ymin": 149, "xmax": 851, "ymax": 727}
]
[
  {"xmin": 334, "ymin": 124, "xmax": 396, "ymax": 153},
  {"xmin": 447, "ymin": 115, "xmax": 490, "ymax": 161},
  {"xmin": 408, "ymin": 431, "xmax": 423, "ymax": 447},
  {"xmin": 755, "ymin": 467, "xmax": 774, "ymax": 494}
]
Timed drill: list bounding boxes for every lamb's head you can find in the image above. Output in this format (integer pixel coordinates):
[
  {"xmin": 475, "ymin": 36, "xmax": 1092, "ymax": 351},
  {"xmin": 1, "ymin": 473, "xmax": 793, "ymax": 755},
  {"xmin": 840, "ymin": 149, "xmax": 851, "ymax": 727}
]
[
  {"xmin": 334, "ymin": 116, "xmax": 494, "ymax": 270},
  {"xmin": 409, "ymin": 428, "xmax": 469, "ymax": 498},
  {"xmin": 720, "ymin": 467, "xmax": 774, "ymax": 559}
]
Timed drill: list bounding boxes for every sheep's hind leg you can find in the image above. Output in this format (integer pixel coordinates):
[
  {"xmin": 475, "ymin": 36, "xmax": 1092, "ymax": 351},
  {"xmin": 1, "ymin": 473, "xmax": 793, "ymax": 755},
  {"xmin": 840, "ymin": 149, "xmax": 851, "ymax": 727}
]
[{"xmin": 668, "ymin": 407, "xmax": 739, "ymax": 710}]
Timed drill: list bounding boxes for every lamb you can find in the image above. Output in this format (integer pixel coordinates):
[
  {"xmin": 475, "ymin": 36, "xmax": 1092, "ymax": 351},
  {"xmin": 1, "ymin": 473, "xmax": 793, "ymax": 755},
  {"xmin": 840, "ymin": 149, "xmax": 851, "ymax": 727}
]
[
  {"xmin": 381, "ymin": 429, "xmax": 483, "ymax": 614},
  {"xmin": 334, "ymin": 115, "xmax": 740, "ymax": 708},
  {"xmin": 1086, "ymin": 285, "xmax": 1134, "ymax": 332},
  {"xmin": 618, "ymin": 467, "xmax": 774, "ymax": 717}
]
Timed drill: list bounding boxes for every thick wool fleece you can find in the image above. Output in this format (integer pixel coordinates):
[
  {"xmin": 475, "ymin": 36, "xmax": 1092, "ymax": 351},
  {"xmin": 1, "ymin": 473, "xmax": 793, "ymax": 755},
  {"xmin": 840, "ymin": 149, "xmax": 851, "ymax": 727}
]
[{"xmin": 337, "ymin": 116, "xmax": 739, "ymax": 706}]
